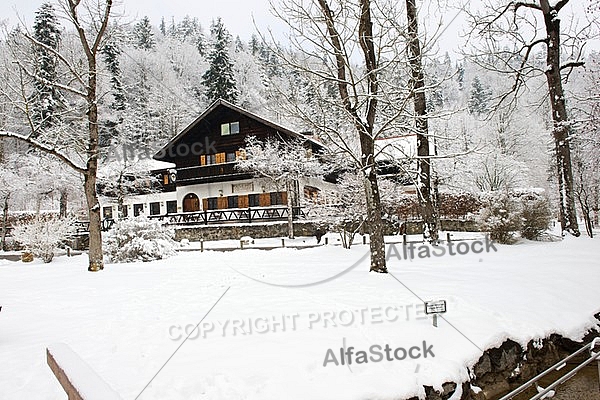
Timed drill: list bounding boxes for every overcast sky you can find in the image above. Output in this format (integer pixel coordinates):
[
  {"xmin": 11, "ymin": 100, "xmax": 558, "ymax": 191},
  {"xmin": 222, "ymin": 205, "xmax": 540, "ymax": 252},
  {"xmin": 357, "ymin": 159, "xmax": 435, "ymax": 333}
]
[
  {"xmin": 0, "ymin": 0, "xmax": 596, "ymax": 56},
  {"xmin": 0, "ymin": 0, "xmax": 280, "ymax": 40}
]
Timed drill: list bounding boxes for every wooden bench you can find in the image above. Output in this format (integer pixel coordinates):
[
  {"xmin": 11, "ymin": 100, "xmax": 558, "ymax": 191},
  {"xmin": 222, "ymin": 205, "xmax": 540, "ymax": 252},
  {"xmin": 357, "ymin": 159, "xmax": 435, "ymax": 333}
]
[{"xmin": 47, "ymin": 343, "xmax": 122, "ymax": 400}]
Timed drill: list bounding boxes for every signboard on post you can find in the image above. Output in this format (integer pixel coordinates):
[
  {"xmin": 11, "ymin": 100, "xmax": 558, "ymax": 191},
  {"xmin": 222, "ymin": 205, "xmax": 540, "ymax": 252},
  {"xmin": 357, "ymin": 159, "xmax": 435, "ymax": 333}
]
[
  {"xmin": 425, "ymin": 300, "xmax": 447, "ymax": 315},
  {"xmin": 424, "ymin": 300, "xmax": 447, "ymax": 327}
]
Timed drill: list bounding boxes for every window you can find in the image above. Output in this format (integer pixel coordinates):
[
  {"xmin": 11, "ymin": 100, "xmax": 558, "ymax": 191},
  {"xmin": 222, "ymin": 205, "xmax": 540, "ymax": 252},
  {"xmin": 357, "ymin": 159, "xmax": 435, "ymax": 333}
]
[
  {"xmin": 133, "ymin": 203, "xmax": 144, "ymax": 217},
  {"xmin": 122, "ymin": 205, "xmax": 128, "ymax": 218},
  {"xmin": 221, "ymin": 121, "xmax": 240, "ymax": 136},
  {"xmin": 166, "ymin": 201, "xmax": 177, "ymax": 214},
  {"xmin": 304, "ymin": 186, "xmax": 321, "ymax": 202},
  {"xmin": 248, "ymin": 194, "xmax": 260, "ymax": 207},
  {"xmin": 270, "ymin": 192, "xmax": 285, "ymax": 206},
  {"xmin": 149, "ymin": 202, "xmax": 161, "ymax": 216},
  {"xmin": 226, "ymin": 152, "xmax": 236, "ymax": 162},
  {"xmin": 103, "ymin": 206, "xmax": 113, "ymax": 219},
  {"xmin": 205, "ymin": 154, "xmax": 216, "ymax": 165},
  {"xmin": 207, "ymin": 197, "xmax": 218, "ymax": 210},
  {"xmin": 228, "ymin": 196, "xmax": 238, "ymax": 208}
]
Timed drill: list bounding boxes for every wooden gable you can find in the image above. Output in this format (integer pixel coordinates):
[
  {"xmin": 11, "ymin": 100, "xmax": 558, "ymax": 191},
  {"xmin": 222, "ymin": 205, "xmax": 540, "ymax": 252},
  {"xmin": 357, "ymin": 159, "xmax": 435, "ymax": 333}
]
[{"xmin": 153, "ymin": 99, "xmax": 324, "ymax": 168}]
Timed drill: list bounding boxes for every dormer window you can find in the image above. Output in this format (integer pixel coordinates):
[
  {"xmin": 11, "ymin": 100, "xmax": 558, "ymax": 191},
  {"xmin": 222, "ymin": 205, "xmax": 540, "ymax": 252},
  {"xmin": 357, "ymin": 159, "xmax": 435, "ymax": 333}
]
[{"xmin": 221, "ymin": 121, "xmax": 240, "ymax": 136}]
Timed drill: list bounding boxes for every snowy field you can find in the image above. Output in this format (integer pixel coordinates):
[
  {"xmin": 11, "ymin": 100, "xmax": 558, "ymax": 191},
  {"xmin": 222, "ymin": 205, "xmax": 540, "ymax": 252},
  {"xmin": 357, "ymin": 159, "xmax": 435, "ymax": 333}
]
[{"xmin": 1, "ymin": 233, "xmax": 600, "ymax": 399}]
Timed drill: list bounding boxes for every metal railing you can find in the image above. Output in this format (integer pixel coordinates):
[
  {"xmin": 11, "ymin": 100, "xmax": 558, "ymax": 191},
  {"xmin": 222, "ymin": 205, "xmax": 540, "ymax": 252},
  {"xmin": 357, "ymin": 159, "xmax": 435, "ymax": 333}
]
[{"xmin": 499, "ymin": 337, "xmax": 600, "ymax": 400}]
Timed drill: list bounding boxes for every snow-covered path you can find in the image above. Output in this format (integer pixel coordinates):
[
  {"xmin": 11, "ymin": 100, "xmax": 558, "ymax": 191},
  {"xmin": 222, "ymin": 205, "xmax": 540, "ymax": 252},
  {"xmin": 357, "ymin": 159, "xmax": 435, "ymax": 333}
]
[{"xmin": 0, "ymin": 235, "xmax": 599, "ymax": 399}]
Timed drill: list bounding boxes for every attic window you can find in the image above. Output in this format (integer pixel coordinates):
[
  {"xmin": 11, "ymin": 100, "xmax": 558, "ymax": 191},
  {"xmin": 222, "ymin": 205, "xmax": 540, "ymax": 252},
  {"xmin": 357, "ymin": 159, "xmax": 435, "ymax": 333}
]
[{"xmin": 221, "ymin": 121, "xmax": 240, "ymax": 136}]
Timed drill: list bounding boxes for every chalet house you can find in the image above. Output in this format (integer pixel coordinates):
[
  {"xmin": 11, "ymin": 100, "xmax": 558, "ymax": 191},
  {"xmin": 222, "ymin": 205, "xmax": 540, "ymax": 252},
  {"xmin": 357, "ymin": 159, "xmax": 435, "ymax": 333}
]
[{"xmin": 99, "ymin": 99, "xmax": 334, "ymax": 221}]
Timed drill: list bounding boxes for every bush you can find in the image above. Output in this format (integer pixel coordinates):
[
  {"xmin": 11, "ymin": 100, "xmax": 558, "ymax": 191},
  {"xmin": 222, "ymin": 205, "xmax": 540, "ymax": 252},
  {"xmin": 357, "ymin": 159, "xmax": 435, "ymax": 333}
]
[
  {"xmin": 520, "ymin": 197, "xmax": 552, "ymax": 240},
  {"xmin": 478, "ymin": 192, "xmax": 522, "ymax": 244},
  {"xmin": 104, "ymin": 215, "xmax": 177, "ymax": 263},
  {"xmin": 11, "ymin": 216, "xmax": 74, "ymax": 263}
]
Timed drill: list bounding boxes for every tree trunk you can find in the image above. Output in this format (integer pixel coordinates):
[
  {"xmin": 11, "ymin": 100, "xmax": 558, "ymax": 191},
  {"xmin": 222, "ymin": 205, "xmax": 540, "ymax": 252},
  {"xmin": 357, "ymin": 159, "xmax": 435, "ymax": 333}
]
[
  {"xmin": 540, "ymin": 0, "xmax": 580, "ymax": 237},
  {"xmin": 316, "ymin": 0, "xmax": 387, "ymax": 273},
  {"xmin": 286, "ymin": 180, "xmax": 294, "ymax": 239},
  {"xmin": 406, "ymin": 0, "xmax": 439, "ymax": 244},
  {"xmin": 1, "ymin": 195, "xmax": 9, "ymax": 251},
  {"xmin": 84, "ymin": 60, "xmax": 104, "ymax": 271},
  {"xmin": 363, "ymin": 169, "xmax": 387, "ymax": 272},
  {"xmin": 59, "ymin": 189, "xmax": 68, "ymax": 218}
]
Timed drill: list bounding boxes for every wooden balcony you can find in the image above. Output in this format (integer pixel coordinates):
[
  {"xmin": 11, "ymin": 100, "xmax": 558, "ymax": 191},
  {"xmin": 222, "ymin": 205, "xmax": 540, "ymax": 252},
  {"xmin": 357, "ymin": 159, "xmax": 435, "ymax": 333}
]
[{"xmin": 175, "ymin": 162, "xmax": 251, "ymax": 185}]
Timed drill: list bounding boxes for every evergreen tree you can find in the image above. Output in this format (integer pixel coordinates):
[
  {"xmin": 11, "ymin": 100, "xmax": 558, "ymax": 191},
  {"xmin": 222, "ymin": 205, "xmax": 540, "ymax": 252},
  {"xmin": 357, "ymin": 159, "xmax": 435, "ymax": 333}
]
[
  {"xmin": 133, "ymin": 16, "xmax": 155, "ymax": 50},
  {"xmin": 201, "ymin": 18, "xmax": 238, "ymax": 103},
  {"xmin": 159, "ymin": 17, "xmax": 166, "ymax": 36},
  {"xmin": 102, "ymin": 41, "xmax": 126, "ymax": 112},
  {"xmin": 468, "ymin": 76, "xmax": 492, "ymax": 115},
  {"xmin": 100, "ymin": 40, "xmax": 126, "ymax": 148},
  {"xmin": 31, "ymin": 3, "xmax": 62, "ymax": 135},
  {"xmin": 457, "ymin": 63, "xmax": 465, "ymax": 91}
]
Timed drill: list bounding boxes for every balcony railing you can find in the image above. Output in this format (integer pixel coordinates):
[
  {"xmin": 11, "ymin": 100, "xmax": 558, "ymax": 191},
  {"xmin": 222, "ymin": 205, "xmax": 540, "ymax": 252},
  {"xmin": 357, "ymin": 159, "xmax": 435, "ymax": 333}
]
[
  {"xmin": 176, "ymin": 162, "xmax": 248, "ymax": 183},
  {"xmin": 148, "ymin": 206, "xmax": 306, "ymax": 225}
]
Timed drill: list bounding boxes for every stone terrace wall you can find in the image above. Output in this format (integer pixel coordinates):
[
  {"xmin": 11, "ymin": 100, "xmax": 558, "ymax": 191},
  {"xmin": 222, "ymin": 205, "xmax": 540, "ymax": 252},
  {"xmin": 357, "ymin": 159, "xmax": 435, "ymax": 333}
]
[
  {"xmin": 175, "ymin": 219, "xmax": 481, "ymax": 241},
  {"xmin": 175, "ymin": 221, "xmax": 320, "ymax": 241}
]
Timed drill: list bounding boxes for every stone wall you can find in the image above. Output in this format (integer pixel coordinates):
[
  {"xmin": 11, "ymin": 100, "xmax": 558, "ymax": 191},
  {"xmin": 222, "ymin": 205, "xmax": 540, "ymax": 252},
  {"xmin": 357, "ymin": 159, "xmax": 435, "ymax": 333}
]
[
  {"xmin": 175, "ymin": 221, "xmax": 320, "ymax": 241},
  {"xmin": 175, "ymin": 219, "xmax": 481, "ymax": 241}
]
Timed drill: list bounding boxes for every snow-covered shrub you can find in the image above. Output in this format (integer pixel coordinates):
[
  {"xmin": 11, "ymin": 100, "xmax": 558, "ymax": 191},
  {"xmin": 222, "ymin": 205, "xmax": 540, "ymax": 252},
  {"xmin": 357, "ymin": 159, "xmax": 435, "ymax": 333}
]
[
  {"xmin": 520, "ymin": 197, "xmax": 552, "ymax": 240},
  {"xmin": 104, "ymin": 215, "xmax": 177, "ymax": 263},
  {"xmin": 11, "ymin": 216, "xmax": 74, "ymax": 263},
  {"xmin": 478, "ymin": 192, "xmax": 522, "ymax": 244}
]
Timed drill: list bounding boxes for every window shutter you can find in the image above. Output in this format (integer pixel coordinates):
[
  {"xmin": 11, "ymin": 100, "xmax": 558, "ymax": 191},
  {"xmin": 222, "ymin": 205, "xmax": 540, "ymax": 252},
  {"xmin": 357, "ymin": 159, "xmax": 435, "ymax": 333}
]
[{"xmin": 200, "ymin": 155, "xmax": 206, "ymax": 166}]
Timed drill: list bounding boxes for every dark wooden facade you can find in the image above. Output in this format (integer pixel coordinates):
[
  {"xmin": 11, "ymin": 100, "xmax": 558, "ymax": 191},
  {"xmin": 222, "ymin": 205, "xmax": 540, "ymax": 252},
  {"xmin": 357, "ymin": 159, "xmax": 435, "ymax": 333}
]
[{"xmin": 153, "ymin": 99, "xmax": 324, "ymax": 187}]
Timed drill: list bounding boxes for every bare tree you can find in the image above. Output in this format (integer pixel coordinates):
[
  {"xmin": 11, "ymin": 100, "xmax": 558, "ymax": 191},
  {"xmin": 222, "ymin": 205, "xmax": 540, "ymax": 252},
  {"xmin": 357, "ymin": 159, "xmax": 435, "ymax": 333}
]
[
  {"xmin": 268, "ymin": 0, "xmax": 421, "ymax": 273},
  {"xmin": 0, "ymin": 0, "xmax": 114, "ymax": 271},
  {"xmin": 466, "ymin": 0, "xmax": 592, "ymax": 236},
  {"xmin": 406, "ymin": 0, "xmax": 439, "ymax": 243}
]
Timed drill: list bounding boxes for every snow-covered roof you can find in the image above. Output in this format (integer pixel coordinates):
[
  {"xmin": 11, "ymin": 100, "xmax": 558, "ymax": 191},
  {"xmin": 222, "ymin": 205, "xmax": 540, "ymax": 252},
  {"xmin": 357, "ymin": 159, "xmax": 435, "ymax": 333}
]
[
  {"xmin": 98, "ymin": 158, "xmax": 175, "ymax": 178},
  {"xmin": 375, "ymin": 134, "xmax": 416, "ymax": 160}
]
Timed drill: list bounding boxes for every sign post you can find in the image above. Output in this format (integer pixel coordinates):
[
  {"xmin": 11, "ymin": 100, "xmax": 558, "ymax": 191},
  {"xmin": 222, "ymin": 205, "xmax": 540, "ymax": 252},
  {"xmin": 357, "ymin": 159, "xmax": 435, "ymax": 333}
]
[{"xmin": 424, "ymin": 300, "xmax": 447, "ymax": 328}]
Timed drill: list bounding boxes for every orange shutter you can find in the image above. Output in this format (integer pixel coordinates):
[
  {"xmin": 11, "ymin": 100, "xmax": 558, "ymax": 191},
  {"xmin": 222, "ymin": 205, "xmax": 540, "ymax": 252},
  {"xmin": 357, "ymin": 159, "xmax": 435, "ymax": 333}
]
[
  {"xmin": 218, "ymin": 197, "xmax": 228, "ymax": 209},
  {"xmin": 202, "ymin": 198, "xmax": 208, "ymax": 210},
  {"xmin": 259, "ymin": 193, "xmax": 271, "ymax": 207},
  {"xmin": 281, "ymin": 191, "xmax": 288, "ymax": 205},
  {"xmin": 200, "ymin": 155, "xmax": 206, "ymax": 166},
  {"xmin": 216, "ymin": 152, "xmax": 226, "ymax": 164},
  {"xmin": 238, "ymin": 195, "xmax": 249, "ymax": 208},
  {"xmin": 163, "ymin": 174, "xmax": 169, "ymax": 185}
]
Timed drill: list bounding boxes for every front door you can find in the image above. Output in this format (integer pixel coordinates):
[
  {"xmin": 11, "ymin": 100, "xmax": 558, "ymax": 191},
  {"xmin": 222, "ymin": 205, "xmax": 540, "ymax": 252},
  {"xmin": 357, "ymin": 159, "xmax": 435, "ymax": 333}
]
[{"xmin": 183, "ymin": 193, "xmax": 200, "ymax": 212}]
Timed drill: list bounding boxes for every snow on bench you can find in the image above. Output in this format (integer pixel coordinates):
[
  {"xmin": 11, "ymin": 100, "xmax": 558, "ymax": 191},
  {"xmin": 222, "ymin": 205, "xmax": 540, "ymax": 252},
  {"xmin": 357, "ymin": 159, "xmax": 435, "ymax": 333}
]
[{"xmin": 47, "ymin": 343, "xmax": 122, "ymax": 400}]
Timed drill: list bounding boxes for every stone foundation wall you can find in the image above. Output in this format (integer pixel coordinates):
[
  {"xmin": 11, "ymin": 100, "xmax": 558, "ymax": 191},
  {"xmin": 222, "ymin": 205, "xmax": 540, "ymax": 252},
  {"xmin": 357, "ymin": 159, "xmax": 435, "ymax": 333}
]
[
  {"xmin": 175, "ymin": 219, "xmax": 480, "ymax": 241},
  {"xmin": 175, "ymin": 221, "xmax": 320, "ymax": 241}
]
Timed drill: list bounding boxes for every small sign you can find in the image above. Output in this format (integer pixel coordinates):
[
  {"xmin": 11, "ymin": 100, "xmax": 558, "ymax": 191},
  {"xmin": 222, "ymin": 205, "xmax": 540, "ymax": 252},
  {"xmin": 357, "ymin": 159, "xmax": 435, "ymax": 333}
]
[{"xmin": 425, "ymin": 300, "xmax": 446, "ymax": 315}]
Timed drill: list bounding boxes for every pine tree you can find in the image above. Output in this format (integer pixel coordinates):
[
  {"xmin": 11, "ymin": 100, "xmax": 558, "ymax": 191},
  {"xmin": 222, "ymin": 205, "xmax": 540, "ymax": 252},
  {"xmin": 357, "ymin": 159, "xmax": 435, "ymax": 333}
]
[
  {"xmin": 100, "ymin": 40, "xmax": 126, "ymax": 148},
  {"xmin": 31, "ymin": 2, "xmax": 62, "ymax": 135},
  {"xmin": 133, "ymin": 16, "xmax": 155, "ymax": 50},
  {"xmin": 102, "ymin": 41, "xmax": 126, "ymax": 112},
  {"xmin": 202, "ymin": 18, "xmax": 238, "ymax": 103},
  {"xmin": 468, "ymin": 76, "xmax": 492, "ymax": 115},
  {"xmin": 159, "ymin": 17, "xmax": 166, "ymax": 36}
]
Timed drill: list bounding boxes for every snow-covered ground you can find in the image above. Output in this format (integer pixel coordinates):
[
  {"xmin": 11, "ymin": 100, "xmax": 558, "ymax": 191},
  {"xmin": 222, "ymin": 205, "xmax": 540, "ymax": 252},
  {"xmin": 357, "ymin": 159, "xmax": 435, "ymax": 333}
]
[{"xmin": 1, "ymin": 233, "xmax": 599, "ymax": 399}]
